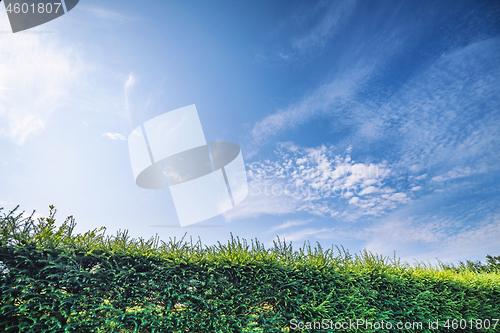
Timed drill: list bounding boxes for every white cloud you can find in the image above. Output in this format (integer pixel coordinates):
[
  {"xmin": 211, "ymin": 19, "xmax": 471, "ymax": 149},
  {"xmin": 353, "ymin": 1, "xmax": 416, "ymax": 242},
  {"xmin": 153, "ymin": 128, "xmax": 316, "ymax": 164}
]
[
  {"xmin": 102, "ymin": 132, "xmax": 126, "ymax": 141},
  {"xmin": 355, "ymin": 195, "xmax": 500, "ymax": 265},
  {"xmin": 359, "ymin": 186, "xmax": 379, "ymax": 196},
  {"xmin": 5, "ymin": 114, "xmax": 46, "ymax": 145},
  {"xmin": 269, "ymin": 219, "xmax": 314, "ymax": 233},
  {"xmin": 85, "ymin": 6, "xmax": 136, "ymax": 21},
  {"xmin": 0, "ymin": 198, "xmax": 14, "ymax": 208},
  {"xmin": 345, "ymin": 192, "xmax": 410, "ymax": 217},
  {"xmin": 431, "ymin": 166, "xmax": 473, "ymax": 182},
  {"xmin": 277, "ymin": 227, "xmax": 333, "ymax": 243},
  {"xmin": 414, "ymin": 174, "xmax": 427, "ymax": 180},
  {"xmin": 411, "ymin": 186, "xmax": 422, "ymax": 191},
  {"xmin": 262, "ymin": 1, "xmax": 357, "ymax": 63},
  {"xmin": 387, "ymin": 38, "xmax": 500, "ymax": 173},
  {"xmin": 364, "ymin": 217, "xmax": 451, "ymax": 256},
  {"xmin": 0, "ymin": 10, "xmax": 83, "ymax": 145},
  {"xmin": 234, "ymin": 143, "xmax": 410, "ymax": 220},
  {"xmin": 391, "ymin": 214, "xmax": 500, "ymax": 266},
  {"xmin": 348, "ymin": 197, "xmax": 359, "ymax": 205},
  {"xmin": 124, "ymin": 73, "xmax": 135, "ymax": 124},
  {"xmin": 430, "ymin": 213, "xmax": 500, "ymax": 264},
  {"xmin": 276, "ymin": 225, "xmax": 367, "ymax": 243},
  {"xmin": 125, "ymin": 73, "xmax": 135, "ymax": 91},
  {"xmin": 298, "ymin": 201, "xmax": 338, "ymax": 217},
  {"xmin": 277, "ymin": 211, "xmax": 500, "ymax": 265},
  {"xmin": 247, "ymin": 65, "xmax": 372, "ymax": 156},
  {"xmin": 223, "ymin": 182, "xmax": 300, "ymax": 221}
]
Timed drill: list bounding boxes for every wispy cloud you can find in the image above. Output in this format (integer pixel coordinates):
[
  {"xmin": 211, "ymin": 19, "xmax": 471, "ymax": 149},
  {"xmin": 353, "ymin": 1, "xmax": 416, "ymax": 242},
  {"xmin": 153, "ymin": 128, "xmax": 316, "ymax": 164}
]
[
  {"xmin": 0, "ymin": 198, "xmax": 14, "ymax": 208},
  {"xmin": 102, "ymin": 132, "xmax": 126, "ymax": 141},
  {"xmin": 276, "ymin": 226, "xmax": 366, "ymax": 243},
  {"xmin": 261, "ymin": 0, "xmax": 357, "ymax": 64},
  {"xmin": 277, "ymin": 227, "xmax": 334, "ymax": 243},
  {"xmin": 413, "ymin": 174, "xmax": 427, "ymax": 180},
  {"xmin": 247, "ymin": 66, "xmax": 372, "ymax": 156},
  {"xmin": 364, "ymin": 210, "xmax": 500, "ymax": 266},
  {"xmin": 381, "ymin": 38, "xmax": 500, "ymax": 174},
  {"xmin": 85, "ymin": 6, "xmax": 136, "ymax": 22},
  {"xmin": 291, "ymin": 0, "xmax": 357, "ymax": 55},
  {"xmin": 272, "ymin": 196, "xmax": 500, "ymax": 264},
  {"xmin": 124, "ymin": 73, "xmax": 135, "ymax": 124},
  {"xmin": 431, "ymin": 166, "xmax": 474, "ymax": 182},
  {"xmin": 269, "ymin": 219, "xmax": 314, "ymax": 233},
  {"xmin": 223, "ymin": 186, "xmax": 300, "ymax": 221},
  {"xmin": 430, "ymin": 213, "xmax": 500, "ymax": 264},
  {"xmin": 0, "ymin": 10, "xmax": 83, "ymax": 145},
  {"xmin": 4, "ymin": 114, "xmax": 46, "ymax": 146}
]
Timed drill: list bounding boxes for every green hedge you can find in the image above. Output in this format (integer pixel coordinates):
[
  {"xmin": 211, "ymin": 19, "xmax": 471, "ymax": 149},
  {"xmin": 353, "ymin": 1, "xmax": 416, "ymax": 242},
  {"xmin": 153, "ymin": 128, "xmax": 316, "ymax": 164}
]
[{"xmin": 1, "ymin": 206, "xmax": 499, "ymax": 332}]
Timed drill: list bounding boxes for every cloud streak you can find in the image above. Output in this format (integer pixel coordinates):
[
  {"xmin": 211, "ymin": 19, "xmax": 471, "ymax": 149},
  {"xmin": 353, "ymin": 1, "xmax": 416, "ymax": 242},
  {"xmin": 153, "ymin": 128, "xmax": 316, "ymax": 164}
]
[
  {"xmin": 102, "ymin": 132, "xmax": 126, "ymax": 141},
  {"xmin": 247, "ymin": 65, "xmax": 372, "ymax": 156},
  {"xmin": 124, "ymin": 73, "xmax": 135, "ymax": 125},
  {"xmin": 268, "ymin": 219, "xmax": 314, "ymax": 233},
  {"xmin": 85, "ymin": 6, "xmax": 137, "ymax": 22},
  {"xmin": 291, "ymin": 0, "xmax": 357, "ymax": 55}
]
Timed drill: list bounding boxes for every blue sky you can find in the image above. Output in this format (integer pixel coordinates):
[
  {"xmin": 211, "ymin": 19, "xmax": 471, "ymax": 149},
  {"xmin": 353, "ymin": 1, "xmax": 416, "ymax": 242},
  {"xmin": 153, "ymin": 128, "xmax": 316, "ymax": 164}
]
[{"xmin": 1, "ymin": 0, "xmax": 499, "ymax": 266}]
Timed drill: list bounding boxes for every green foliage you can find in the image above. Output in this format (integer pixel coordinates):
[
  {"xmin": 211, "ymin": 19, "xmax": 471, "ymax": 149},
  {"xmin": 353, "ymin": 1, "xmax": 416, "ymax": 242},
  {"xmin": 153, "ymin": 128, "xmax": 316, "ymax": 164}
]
[
  {"xmin": 486, "ymin": 255, "xmax": 500, "ymax": 270},
  {"xmin": 439, "ymin": 255, "xmax": 500, "ymax": 274},
  {"xmin": 1, "ymin": 205, "xmax": 499, "ymax": 332}
]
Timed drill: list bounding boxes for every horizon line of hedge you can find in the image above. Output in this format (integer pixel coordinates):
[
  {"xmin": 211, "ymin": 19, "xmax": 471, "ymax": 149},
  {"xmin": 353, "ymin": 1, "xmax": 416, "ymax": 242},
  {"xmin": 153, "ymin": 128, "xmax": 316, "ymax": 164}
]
[
  {"xmin": 1, "ymin": 205, "xmax": 499, "ymax": 274},
  {"xmin": 1, "ymin": 205, "xmax": 499, "ymax": 332}
]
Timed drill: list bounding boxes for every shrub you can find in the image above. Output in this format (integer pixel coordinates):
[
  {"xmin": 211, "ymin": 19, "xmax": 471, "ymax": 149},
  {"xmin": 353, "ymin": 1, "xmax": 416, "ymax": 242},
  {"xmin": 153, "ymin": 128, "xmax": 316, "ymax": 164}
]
[{"xmin": 1, "ymin": 205, "xmax": 499, "ymax": 332}]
